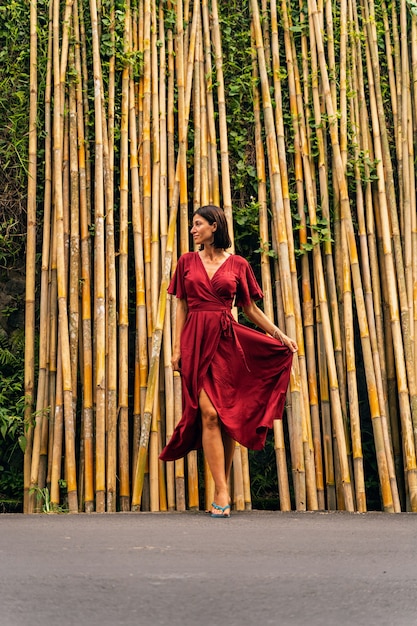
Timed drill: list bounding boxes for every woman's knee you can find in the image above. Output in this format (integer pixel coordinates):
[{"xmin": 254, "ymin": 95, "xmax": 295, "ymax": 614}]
[{"xmin": 201, "ymin": 407, "xmax": 219, "ymax": 430}]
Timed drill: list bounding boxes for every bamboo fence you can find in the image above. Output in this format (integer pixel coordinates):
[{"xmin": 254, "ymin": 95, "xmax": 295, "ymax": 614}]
[{"xmin": 24, "ymin": 0, "xmax": 417, "ymax": 513}]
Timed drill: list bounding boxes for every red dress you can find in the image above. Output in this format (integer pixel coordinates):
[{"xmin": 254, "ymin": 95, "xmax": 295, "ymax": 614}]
[{"xmin": 159, "ymin": 251, "xmax": 293, "ymax": 462}]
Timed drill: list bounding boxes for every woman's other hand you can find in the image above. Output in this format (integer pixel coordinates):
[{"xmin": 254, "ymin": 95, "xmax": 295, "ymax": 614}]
[
  {"xmin": 172, "ymin": 353, "xmax": 182, "ymax": 371},
  {"xmin": 274, "ymin": 328, "xmax": 298, "ymax": 353}
]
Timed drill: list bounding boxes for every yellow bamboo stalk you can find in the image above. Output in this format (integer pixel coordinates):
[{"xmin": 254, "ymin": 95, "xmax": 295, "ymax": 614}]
[
  {"xmin": 159, "ymin": 1, "xmax": 175, "ymax": 509},
  {"xmin": 149, "ymin": 0, "xmax": 162, "ymax": 512},
  {"xmin": 278, "ymin": 3, "xmax": 318, "ymax": 511},
  {"xmin": 411, "ymin": 13, "xmax": 417, "ymax": 392},
  {"xmin": 399, "ymin": 0, "xmax": 413, "ymax": 331},
  {"xmin": 232, "ymin": 443, "xmax": 244, "ymax": 510},
  {"xmin": 23, "ymin": 0, "xmax": 38, "ymax": 513},
  {"xmin": 342, "ymin": 221, "xmax": 366, "ymax": 511},
  {"xmin": 199, "ymin": 37, "xmax": 210, "ymax": 208},
  {"xmin": 166, "ymin": 0, "xmax": 176, "ymax": 205},
  {"xmin": 150, "ymin": 384, "xmax": 160, "ymax": 511},
  {"xmin": 78, "ymin": 0, "xmax": 92, "ymax": 220},
  {"xmin": 181, "ymin": 0, "xmax": 201, "ymax": 511},
  {"xmin": 68, "ymin": 48, "xmax": 80, "ymax": 436},
  {"xmin": 315, "ymin": 298, "xmax": 336, "ymax": 509},
  {"xmin": 193, "ymin": 24, "xmax": 202, "ymax": 212},
  {"xmin": 151, "ymin": 0, "xmax": 161, "ymax": 328},
  {"xmin": 131, "ymin": 0, "xmax": 146, "ymax": 497},
  {"xmin": 71, "ymin": 0, "xmax": 93, "ymax": 512},
  {"xmin": 173, "ymin": 359, "xmax": 186, "ymax": 510},
  {"xmin": 117, "ymin": 0, "xmax": 131, "ymax": 513},
  {"xmin": 210, "ymin": 0, "xmax": 234, "ymax": 248},
  {"xmin": 308, "ymin": 5, "xmax": 350, "ymax": 481},
  {"xmin": 252, "ymin": 23, "xmax": 290, "ymax": 511},
  {"xmin": 143, "ymin": 0, "xmax": 153, "ymax": 355},
  {"xmin": 201, "ymin": 0, "xmax": 220, "ymax": 206},
  {"xmin": 290, "ymin": 52, "xmax": 325, "ymax": 508},
  {"xmin": 176, "ymin": 0, "xmax": 188, "ymax": 257},
  {"xmin": 53, "ymin": 0, "xmax": 77, "ymax": 513},
  {"xmin": 47, "ymin": 213, "xmax": 58, "ymax": 504},
  {"xmin": 165, "ymin": 0, "xmax": 185, "ymax": 512},
  {"xmin": 101, "ymin": 0, "xmax": 117, "ymax": 513},
  {"xmin": 50, "ymin": 351, "xmax": 63, "ymax": 507},
  {"xmin": 90, "ymin": 0, "xmax": 106, "ymax": 513},
  {"xmin": 159, "ymin": 1, "xmax": 168, "ymax": 267}
]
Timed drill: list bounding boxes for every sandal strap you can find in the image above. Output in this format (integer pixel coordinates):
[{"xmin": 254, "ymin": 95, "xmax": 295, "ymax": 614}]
[{"xmin": 211, "ymin": 502, "xmax": 231, "ymax": 513}]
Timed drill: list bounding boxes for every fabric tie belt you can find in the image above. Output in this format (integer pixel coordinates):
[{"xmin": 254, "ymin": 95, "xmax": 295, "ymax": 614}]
[{"xmin": 187, "ymin": 306, "xmax": 250, "ymax": 371}]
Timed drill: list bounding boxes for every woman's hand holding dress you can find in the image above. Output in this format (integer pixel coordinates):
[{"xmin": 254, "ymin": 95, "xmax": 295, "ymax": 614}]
[
  {"xmin": 171, "ymin": 353, "xmax": 181, "ymax": 372},
  {"xmin": 242, "ymin": 300, "xmax": 298, "ymax": 353}
]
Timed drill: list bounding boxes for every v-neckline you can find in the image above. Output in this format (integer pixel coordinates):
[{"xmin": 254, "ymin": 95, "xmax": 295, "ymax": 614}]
[{"xmin": 197, "ymin": 251, "xmax": 232, "ymax": 281}]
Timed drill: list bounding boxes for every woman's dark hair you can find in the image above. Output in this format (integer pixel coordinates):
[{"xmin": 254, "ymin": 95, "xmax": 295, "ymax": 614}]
[{"xmin": 193, "ymin": 205, "xmax": 232, "ymax": 250}]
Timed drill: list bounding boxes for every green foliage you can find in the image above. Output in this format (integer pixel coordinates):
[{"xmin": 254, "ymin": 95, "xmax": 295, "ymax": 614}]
[
  {"xmin": 29, "ymin": 483, "xmax": 69, "ymax": 513},
  {"xmin": 0, "ymin": 0, "xmax": 31, "ymax": 267},
  {"xmin": 294, "ymin": 213, "xmax": 333, "ymax": 257},
  {"xmin": 218, "ymin": 0, "xmax": 258, "ymax": 204},
  {"xmin": 0, "ymin": 328, "xmax": 25, "ymax": 508},
  {"xmin": 406, "ymin": 0, "xmax": 417, "ymax": 16},
  {"xmin": 249, "ymin": 432, "xmax": 280, "ymax": 510},
  {"xmin": 100, "ymin": 1, "xmax": 144, "ymax": 79}
]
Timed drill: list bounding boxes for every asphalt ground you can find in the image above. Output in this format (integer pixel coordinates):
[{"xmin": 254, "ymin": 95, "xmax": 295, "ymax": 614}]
[{"xmin": 0, "ymin": 510, "xmax": 416, "ymax": 626}]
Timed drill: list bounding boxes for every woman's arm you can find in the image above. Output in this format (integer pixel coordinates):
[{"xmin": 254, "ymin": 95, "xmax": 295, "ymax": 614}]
[
  {"xmin": 241, "ymin": 300, "xmax": 298, "ymax": 353},
  {"xmin": 172, "ymin": 298, "xmax": 188, "ymax": 370}
]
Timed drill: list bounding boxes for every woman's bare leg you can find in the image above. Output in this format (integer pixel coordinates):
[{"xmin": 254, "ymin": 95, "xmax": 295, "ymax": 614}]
[{"xmin": 199, "ymin": 389, "xmax": 230, "ymax": 514}]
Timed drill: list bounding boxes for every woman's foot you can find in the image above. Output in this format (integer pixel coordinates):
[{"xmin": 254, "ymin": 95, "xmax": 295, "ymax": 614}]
[
  {"xmin": 210, "ymin": 491, "xmax": 231, "ymax": 517},
  {"xmin": 210, "ymin": 502, "xmax": 231, "ymax": 518}
]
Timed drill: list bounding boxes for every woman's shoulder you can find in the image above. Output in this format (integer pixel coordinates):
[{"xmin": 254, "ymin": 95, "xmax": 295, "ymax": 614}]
[
  {"xmin": 177, "ymin": 251, "xmax": 198, "ymax": 265},
  {"xmin": 229, "ymin": 254, "xmax": 250, "ymax": 270}
]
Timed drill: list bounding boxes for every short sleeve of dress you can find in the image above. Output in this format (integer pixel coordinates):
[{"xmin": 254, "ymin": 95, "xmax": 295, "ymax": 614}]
[
  {"xmin": 167, "ymin": 254, "xmax": 187, "ymax": 299},
  {"xmin": 235, "ymin": 257, "xmax": 263, "ymax": 307}
]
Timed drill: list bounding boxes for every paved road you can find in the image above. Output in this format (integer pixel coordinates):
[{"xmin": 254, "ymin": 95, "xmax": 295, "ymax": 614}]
[{"xmin": 1, "ymin": 511, "xmax": 416, "ymax": 626}]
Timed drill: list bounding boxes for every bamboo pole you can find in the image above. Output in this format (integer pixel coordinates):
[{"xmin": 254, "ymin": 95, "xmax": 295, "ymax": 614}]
[
  {"xmin": 117, "ymin": 0, "xmax": 131, "ymax": 513},
  {"xmin": 210, "ymin": 0, "xmax": 234, "ymax": 245},
  {"xmin": 89, "ymin": 0, "xmax": 106, "ymax": 513},
  {"xmin": 201, "ymin": 0, "xmax": 220, "ymax": 206},
  {"xmin": 23, "ymin": 0, "xmax": 38, "ymax": 514},
  {"xmin": 285, "ymin": 6, "xmax": 318, "ymax": 512},
  {"xmin": 73, "ymin": 0, "xmax": 94, "ymax": 513},
  {"xmin": 252, "ymin": 19, "xmax": 291, "ymax": 512},
  {"xmin": 132, "ymin": 0, "xmax": 147, "ymax": 502},
  {"xmin": 53, "ymin": 0, "xmax": 78, "ymax": 513},
  {"xmin": 50, "ymin": 351, "xmax": 64, "ymax": 507},
  {"xmin": 102, "ymin": 0, "xmax": 118, "ymax": 513}
]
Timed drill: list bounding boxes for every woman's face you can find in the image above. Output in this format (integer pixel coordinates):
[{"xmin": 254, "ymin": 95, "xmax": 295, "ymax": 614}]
[{"xmin": 190, "ymin": 215, "xmax": 217, "ymax": 247}]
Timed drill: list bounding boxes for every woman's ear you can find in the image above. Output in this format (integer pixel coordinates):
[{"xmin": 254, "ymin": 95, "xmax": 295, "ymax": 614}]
[{"xmin": 212, "ymin": 221, "xmax": 217, "ymax": 232}]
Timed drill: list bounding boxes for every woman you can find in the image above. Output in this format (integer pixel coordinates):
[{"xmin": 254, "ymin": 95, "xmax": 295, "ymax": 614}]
[{"xmin": 160, "ymin": 205, "xmax": 298, "ymax": 518}]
